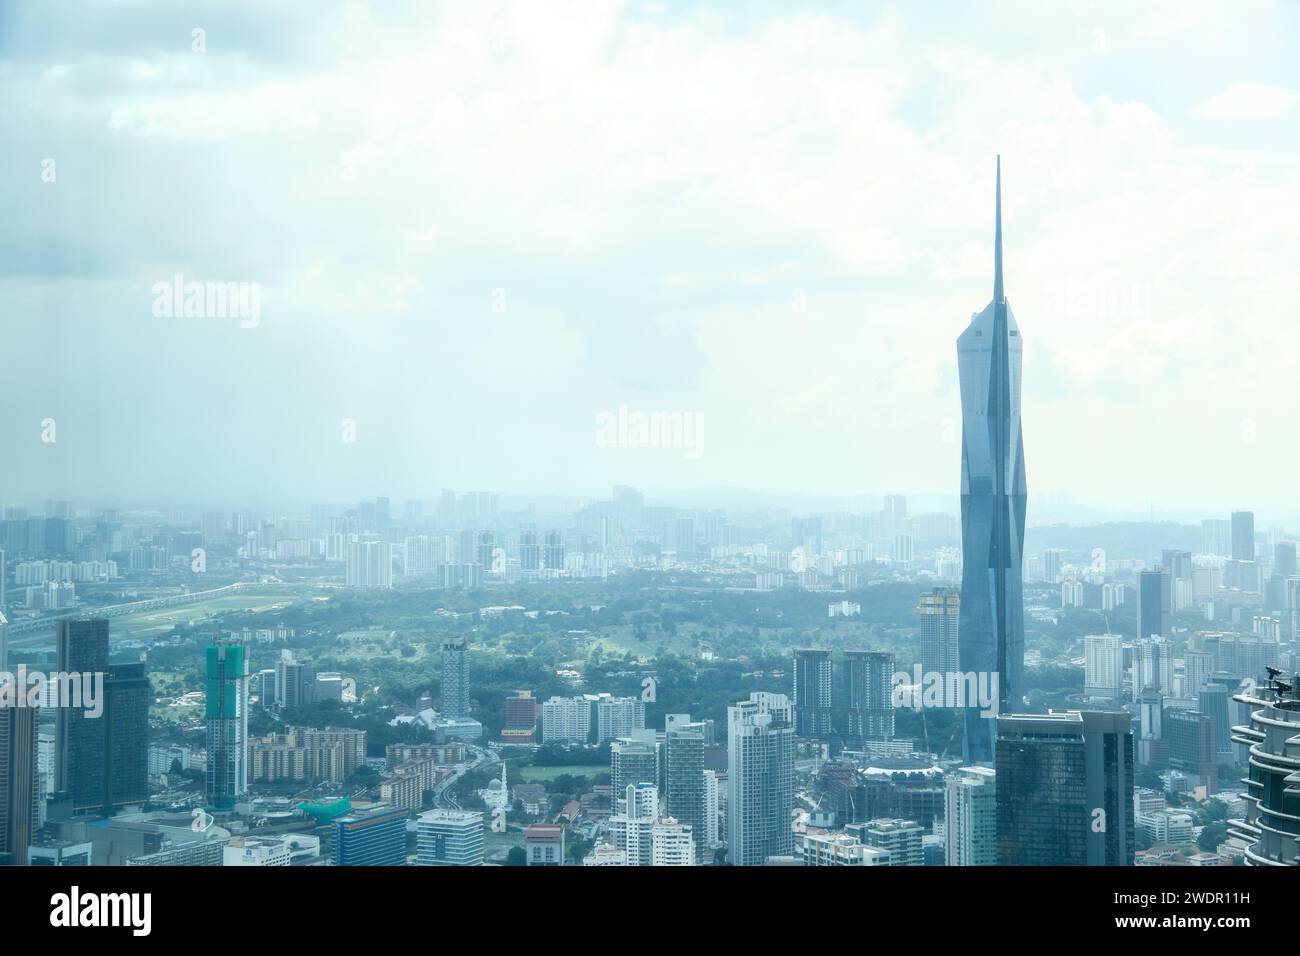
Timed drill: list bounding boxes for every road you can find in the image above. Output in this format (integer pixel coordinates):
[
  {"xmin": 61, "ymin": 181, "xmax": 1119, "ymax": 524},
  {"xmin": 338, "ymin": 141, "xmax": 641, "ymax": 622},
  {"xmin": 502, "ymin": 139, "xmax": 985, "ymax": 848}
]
[{"xmin": 431, "ymin": 742, "xmax": 498, "ymax": 809}]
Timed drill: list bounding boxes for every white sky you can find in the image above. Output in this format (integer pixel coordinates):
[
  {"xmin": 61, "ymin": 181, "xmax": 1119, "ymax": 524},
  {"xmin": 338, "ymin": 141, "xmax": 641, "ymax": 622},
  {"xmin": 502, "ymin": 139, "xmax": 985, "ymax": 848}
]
[{"xmin": 4, "ymin": 0, "xmax": 1299, "ymax": 520}]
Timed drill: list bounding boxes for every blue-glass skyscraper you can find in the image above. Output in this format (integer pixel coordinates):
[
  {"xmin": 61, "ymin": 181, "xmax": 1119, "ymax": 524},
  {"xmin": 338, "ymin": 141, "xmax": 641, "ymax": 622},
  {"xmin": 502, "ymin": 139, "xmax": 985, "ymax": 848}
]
[{"xmin": 957, "ymin": 157, "xmax": 1026, "ymax": 763}]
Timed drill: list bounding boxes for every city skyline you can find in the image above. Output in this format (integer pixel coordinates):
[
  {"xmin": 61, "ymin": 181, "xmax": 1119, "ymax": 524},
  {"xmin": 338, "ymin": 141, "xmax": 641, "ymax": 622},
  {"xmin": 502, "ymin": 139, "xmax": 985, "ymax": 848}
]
[{"xmin": 3, "ymin": 0, "xmax": 1299, "ymax": 919}]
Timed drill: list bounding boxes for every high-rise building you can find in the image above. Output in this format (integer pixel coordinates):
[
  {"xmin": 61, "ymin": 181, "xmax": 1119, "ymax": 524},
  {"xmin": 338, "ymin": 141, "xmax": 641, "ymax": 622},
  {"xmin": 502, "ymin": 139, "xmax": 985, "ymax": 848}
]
[
  {"xmin": 957, "ymin": 158, "xmax": 1027, "ymax": 763},
  {"xmin": 609, "ymin": 783, "xmax": 658, "ymax": 865},
  {"xmin": 1231, "ymin": 511, "xmax": 1255, "ymax": 562},
  {"xmin": 918, "ymin": 588, "xmax": 960, "ymax": 682},
  {"xmin": 1273, "ymin": 541, "xmax": 1297, "ymax": 579},
  {"xmin": 995, "ymin": 710, "xmax": 1134, "ymax": 866},
  {"xmin": 54, "ymin": 618, "xmax": 109, "ymax": 810},
  {"xmin": 1136, "ymin": 569, "xmax": 1164, "ymax": 640},
  {"xmin": 650, "ymin": 817, "xmax": 695, "ymax": 866},
  {"xmin": 856, "ymin": 818, "xmax": 924, "ymax": 867},
  {"xmin": 51, "ymin": 619, "xmax": 147, "ymax": 813},
  {"xmin": 416, "ymin": 809, "xmax": 484, "ymax": 866},
  {"xmin": 104, "ymin": 662, "xmax": 150, "ymax": 809},
  {"xmin": 205, "ymin": 640, "xmax": 249, "ymax": 805},
  {"xmin": 594, "ymin": 695, "xmax": 645, "ymax": 742},
  {"xmin": 841, "ymin": 650, "xmax": 895, "ymax": 740},
  {"xmin": 1182, "ymin": 651, "xmax": 1214, "ymax": 699},
  {"xmin": 0, "ymin": 707, "xmax": 39, "ymax": 865},
  {"xmin": 502, "ymin": 690, "xmax": 540, "ymax": 745},
  {"xmin": 727, "ymin": 692, "xmax": 794, "ymax": 866},
  {"xmin": 334, "ymin": 804, "xmax": 408, "ymax": 866},
  {"xmin": 542, "ymin": 695, "xmax": 593, "ymax": 744},
  {"xmin": 1083, "ymin": 634, "xmax": 1123, "ymax": 700},
  {"xmin": 1136, "ymin": 637, "xmax": 1173, "ymax": 695},
  {"xmin": 792, "ymin": 649, "xmax": 833, "ymax": 737},
  {"xmin": 440, "ymin": 638, "xmax": 469, "ymax": 719},
  {"xmin": 611, "ymin": 732, "xmax": 659, "ymax": 796},
  {"xmin": 1230, "ymin": 676, "xmax": 1300, "ymax": 866},
  {"xmin": 702, "ymin": 769, "xmax": 721, "ymax": 851},
  {"xmin": 543, "ymin": 530, "xmax": 565, "ymax": 570},
  {"xmin": 1201, "ymin": 519, "xmax": 1231, "ymax": 557},
  {"xmin": 944, "ymin": 766, "xmax": 997, "ymax": 867},
  {"xmin": 345, "ymin": 538, "xmax": 393, "ymax": 588},
  {"xmin": 274, "ymin": 655, "xmax": 316, "ymax": 712},
  {"xmin": 1165, "ymin": 709, "xmax": 1217, "ymax": 795},
  {"xmin": 664, "ymin": 722, "xmax": 707, "ymax": 863},
  {"xmin": 519, "ymin": 529, "xmax": 540, "ymax": 571}
]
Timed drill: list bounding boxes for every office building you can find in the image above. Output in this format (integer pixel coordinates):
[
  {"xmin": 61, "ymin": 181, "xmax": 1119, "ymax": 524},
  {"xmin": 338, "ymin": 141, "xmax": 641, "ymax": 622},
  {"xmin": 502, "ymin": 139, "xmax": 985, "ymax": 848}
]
[
  {"xmin": 103, "ymin": 661, "xmax": 150, "ymax": 809},
  {"xmin": 416, "ymin": 809, "xmax": 483, "ymax": 866},
  {"xmin": 334, "ymin": 804, "xmax": 408, "ymax": 866},
  {"xmin": 1136, "ymin": 569, "xmax": 1164, "ymax": 641},
  {"xmin": 53, "ymin": 618, "xmax": 109, "ymax": 810},
  {"xmin": 957, "ymin": 159, "xmax": 1027, "ymax": 763},
  {"xmin": 0, "ymin": 707, "xmax": 39, "ymax": 865},
  {"xmin": 51, "ymin": 619, "xmax": 149, "ymax": 812},
  {"xmin": 995, "ymin": 710, "xmax": 1134, "ymax": 865},
  {"xmin": 1165, "ymin": 709, "xmax": 1217, "ymax": 795},
  {"xmin": 1231, "ymin": 511, "xmax": 1255, "ymax": 562}
]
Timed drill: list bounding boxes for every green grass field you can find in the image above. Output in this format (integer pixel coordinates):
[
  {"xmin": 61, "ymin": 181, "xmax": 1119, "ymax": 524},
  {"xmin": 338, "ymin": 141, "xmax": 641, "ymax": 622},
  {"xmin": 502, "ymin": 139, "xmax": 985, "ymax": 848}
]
[{"xmin": 514, "ymin": 764, "xmax": 605, "ymax": 783}]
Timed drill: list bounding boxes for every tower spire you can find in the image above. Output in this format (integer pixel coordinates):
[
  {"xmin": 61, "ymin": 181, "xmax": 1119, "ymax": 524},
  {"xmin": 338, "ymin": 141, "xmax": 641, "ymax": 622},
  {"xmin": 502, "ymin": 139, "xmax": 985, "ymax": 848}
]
[{"xmin": 993, "ymin": 154, "xmax": 1004, "ymax": 304}]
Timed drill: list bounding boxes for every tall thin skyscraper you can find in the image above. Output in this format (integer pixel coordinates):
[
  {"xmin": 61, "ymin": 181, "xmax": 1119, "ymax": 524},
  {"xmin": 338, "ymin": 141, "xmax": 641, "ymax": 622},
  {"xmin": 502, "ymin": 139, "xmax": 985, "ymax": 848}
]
[
  {"xmin": 727, "ymin": 692, "xmax": 794, "ymax": 866},
  {"xmin": 441, "ymin": 638, "xmax": 469, "ymax": 719},
  {"xmin": 1136, "ymin": 569, "xmax": 1165, "ymax": 641},
  {"xmin": 205, "ymin": 639, "xmax": 249, "ymax": 805},
  {"xmin": 55, "ymin": 618, "xmax": 110, "ymax": 811},
  {"xmin": 957, "ymin": 157, "xmax": 1026, "ymax": 763}
]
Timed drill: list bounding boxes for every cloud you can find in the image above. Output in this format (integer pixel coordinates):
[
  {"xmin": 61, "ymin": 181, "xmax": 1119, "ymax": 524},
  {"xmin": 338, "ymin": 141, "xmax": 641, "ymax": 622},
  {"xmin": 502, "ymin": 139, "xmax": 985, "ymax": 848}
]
[
  {"xmin": 1196, "ymin": 81, "xmax": 1300, "ymax": 120},
  {"xmin": 3, "ymin": 0, "xmax": 1300, "ymax": 516}
]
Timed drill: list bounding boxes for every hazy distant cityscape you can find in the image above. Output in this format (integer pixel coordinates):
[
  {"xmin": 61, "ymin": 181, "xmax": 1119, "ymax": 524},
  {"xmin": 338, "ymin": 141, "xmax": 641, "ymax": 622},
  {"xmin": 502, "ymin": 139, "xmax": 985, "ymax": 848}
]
[{"xmin": 1, "ymin": 466, "xmax": 1296, "ymax": 869}]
